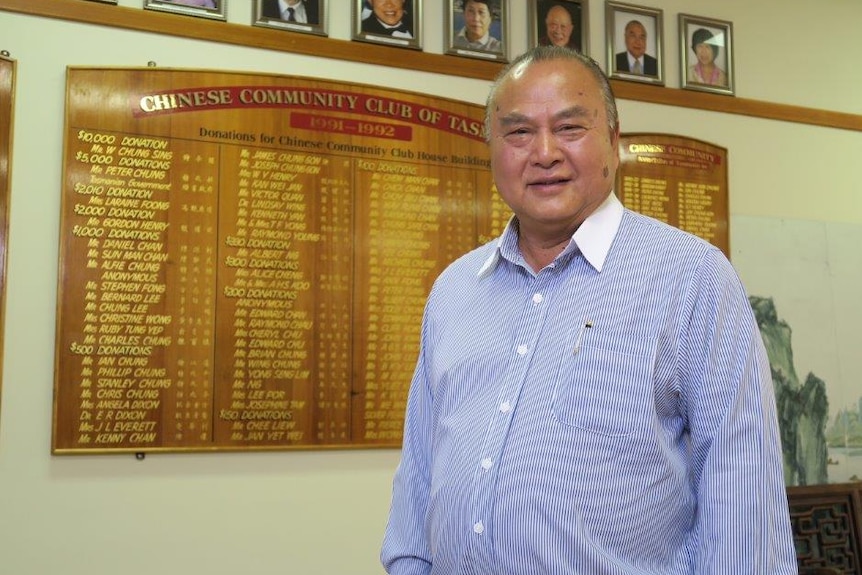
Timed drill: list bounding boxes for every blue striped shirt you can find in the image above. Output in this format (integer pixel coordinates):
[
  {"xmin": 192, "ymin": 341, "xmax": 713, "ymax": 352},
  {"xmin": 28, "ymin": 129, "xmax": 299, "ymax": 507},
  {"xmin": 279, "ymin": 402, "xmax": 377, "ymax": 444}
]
[{"xmin": 381, "ymin": 193, "xmax": 798, "ymax": 574}]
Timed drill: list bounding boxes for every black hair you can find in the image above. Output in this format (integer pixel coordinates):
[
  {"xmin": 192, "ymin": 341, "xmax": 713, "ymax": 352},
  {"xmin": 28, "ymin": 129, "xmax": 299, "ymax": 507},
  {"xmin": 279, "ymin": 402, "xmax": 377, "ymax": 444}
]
[
  {"xmin": 691, "ymin": 28, "xmax": 719, "ymax": 59},
  {"xmin": 461, "ymin": 0, "xmax": 496, "ymax": 9}
]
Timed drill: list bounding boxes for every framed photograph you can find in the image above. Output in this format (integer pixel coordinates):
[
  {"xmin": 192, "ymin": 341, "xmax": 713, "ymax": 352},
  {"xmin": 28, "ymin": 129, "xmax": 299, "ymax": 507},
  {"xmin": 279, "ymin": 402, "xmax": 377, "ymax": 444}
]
[
  {"xmin": 353, "ymin": 0, "xmax": 422, "ymax": 51},
  {"xmin": 445, "ymin": 0, "xmax": 507, "ymax": 62},
  {"xmin": 529, "ymin": 0, "xmax": 588, "ymax": 55},
  {"xmin": 253, "ymin": 0, "xmax": 327, "ymax": 37},
  {"xmin": 144, "ymin": 0, "xmax": 226, "ymax": 21},
  {"xmin": 679, "ymin": 14, "xmax": 734, "ymax": 96},
  {"xmin": 605, "ymin": 1, "xmax": 663, "ymax": 85}
]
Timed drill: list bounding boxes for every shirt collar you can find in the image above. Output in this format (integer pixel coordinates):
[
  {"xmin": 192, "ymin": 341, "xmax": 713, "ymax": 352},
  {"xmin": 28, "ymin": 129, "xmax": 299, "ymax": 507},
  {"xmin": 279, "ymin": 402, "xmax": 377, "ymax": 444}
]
[
  {"xmin": 459, "ymin": 28, "xmax": 491, "ymax": 46},
  {"xmin": 280, "ymin": 0, "xmax": 305, "ymax": 15},
  {"xmin": 477, "ymin": 192, "xmax": 624, "ymax": 278}
]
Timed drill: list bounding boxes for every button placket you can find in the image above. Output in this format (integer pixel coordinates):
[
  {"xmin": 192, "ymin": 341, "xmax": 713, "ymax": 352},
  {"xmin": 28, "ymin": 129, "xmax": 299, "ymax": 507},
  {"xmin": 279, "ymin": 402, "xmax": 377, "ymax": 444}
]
[{"xmin": 468, "ymin": 278, "xmax": 552, "ymax": 547}]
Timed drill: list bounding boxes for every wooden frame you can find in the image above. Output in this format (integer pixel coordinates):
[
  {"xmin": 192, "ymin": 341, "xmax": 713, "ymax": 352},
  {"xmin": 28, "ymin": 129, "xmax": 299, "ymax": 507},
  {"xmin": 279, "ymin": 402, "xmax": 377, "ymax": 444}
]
[
  {"xmin": 679, "ymin": 13, "xmax": 734, "ymax": 96},
  {"xmin": 787, "ymin": 482, "xmax": 862, "ymax": 572},
  {"xmin": 0, "ymin": 54, "xmax": 15, "ymax": 423},
  {"xmin": 605, "ymin": 1, "xmax": 663, "ymax": 85},
  {"xmin": 529, "ymin": 0, "xmax": 588, "ymax": 55},
  {"xmin": 144, "ymin": 0, "xmax": 226, "ymax": 21},
  {"xmin": 353, "ymin": 0, "xmax": 422, "ymax": 51},
  {"xmin": 445, "ymin": 0, "xmax": 507, "ymax": 62}
]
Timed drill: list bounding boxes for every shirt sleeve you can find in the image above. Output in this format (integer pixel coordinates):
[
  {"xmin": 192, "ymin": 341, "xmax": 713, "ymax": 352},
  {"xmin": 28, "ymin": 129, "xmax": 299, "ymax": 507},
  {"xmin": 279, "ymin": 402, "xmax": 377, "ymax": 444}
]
[
  {"xmin": 679, "ymin": 249, "xmax": 797, "ymax": 572},
  {"xmin": 380, "ymin": 318, "xmax": 435, "ymax": 575}
]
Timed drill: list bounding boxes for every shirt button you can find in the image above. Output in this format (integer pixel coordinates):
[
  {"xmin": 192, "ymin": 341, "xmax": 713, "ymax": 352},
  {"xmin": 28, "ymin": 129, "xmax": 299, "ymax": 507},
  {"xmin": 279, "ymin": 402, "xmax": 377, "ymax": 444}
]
[
  {"xmin": 473, "ymin": 521, "xmax": 484, "ymax": 534},
  {"xmin": 499, "ymin": 401, "xmax": 511, "ymax": 413},
  {"xmin": 532, "ymin": 293, "xmax": 543, "ymax": 304},
  {"xmin": 481, "ymin": 457, "xmax": 493, "ymax": 470},
  {"xmin": 516, "ymin": 344, "xmax": 528, "ymax": 355}
]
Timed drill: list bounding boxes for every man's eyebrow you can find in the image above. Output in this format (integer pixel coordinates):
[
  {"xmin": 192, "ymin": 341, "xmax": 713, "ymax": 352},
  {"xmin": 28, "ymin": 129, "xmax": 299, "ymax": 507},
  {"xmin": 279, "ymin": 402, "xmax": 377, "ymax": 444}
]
[
  {"xmin": 497, "ymin": 112, "xmax": 531, "ymax": 127},
  {"xmin": 553, "ymin": 105, "xmax": 593, "ymax": 122},
  {"xmin": 498, "ymin": 105, "xmax": 593, "ymax": 127}
]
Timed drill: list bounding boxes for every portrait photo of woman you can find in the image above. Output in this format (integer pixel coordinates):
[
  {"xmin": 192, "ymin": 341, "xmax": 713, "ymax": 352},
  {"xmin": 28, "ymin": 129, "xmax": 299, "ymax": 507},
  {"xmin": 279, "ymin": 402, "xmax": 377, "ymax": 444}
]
[
  {"xmin": 680, "ymin": 14, "xmax": 735, "ymax": 95},
  {"xmin": 688, "ymin": 28, "xmax": 727, "ymax": 86}
]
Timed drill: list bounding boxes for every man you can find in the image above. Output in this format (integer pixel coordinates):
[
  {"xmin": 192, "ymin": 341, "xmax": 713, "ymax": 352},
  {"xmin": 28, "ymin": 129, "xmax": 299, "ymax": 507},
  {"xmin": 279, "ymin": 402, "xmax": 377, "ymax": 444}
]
[
  {"xmin": 453, "ymin": 0, "xmax": 502, "ymax": 53},
  {"xmin": 261, "ymin": 0, "xmax": 318, "ymax": 24},
  {"xmin": 381, "ymin": 45, "xmax": 797, "ymax": 574},
  {"xmin": 362, "ymin": 0, "xmax": 413, "ymax": 39},
  {"xmin": 539, "ymin": 4, "xmax": 578, "ymax": 50},
  {"xmin": 615, "ymin": 19, "xmax": 658, "ymax": 75}
]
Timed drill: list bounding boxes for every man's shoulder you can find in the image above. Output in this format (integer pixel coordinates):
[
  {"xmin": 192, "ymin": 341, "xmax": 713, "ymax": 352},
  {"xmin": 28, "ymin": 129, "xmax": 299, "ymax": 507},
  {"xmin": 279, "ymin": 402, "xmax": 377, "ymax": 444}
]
[
  {"xmin": 433, "ymin": 242, "xmax": 497, "ymax": 287},
  {"xmin": 620, "ymin": 209, "xmax": 714, "ymax": 256},
  {"xmin": 362, "ymin": 18, "xmax": 392, "ymax": 35}
]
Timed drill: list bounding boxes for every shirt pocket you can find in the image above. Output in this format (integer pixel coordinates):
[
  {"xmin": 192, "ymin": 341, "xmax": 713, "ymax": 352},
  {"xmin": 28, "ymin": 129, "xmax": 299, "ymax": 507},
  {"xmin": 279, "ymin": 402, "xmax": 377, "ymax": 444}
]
[{"xmin": 552, "ymin": 327, "xmax": 656, "ymax": 437}]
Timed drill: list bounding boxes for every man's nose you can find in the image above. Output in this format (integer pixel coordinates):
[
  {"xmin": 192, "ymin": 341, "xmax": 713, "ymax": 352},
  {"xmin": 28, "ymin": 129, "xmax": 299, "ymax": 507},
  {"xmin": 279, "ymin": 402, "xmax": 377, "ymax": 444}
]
[{"xmin": 531, "ymin": 130, "xmax": 562, "ymax": 165}]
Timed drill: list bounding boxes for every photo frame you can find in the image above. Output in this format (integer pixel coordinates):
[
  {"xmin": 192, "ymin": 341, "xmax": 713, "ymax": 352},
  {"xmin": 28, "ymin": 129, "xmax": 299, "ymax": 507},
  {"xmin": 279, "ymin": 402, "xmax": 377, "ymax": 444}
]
[
  {"xmin": 253, "ymin": 0, "xmax": 327, "ymax": 37},
  {"xmin": 352, "ymin": 0, "xmax": 422, "ymax": 51},
  {"xmin": 679, "ymin": 14, "xmax": 734, "ymax": 96},
  {"xmin": 445, "ymin": 0, "xmax": 507, "ymax": 62},
  {"xmin": 605, "ymin": 1, "xmax": 663, "ymax": 85},
  {"xmin": 529, "ymin": 0, "xmax": 588, "ymax": 55},
  {"xmin": 143, "ymin": 0, "xmax": 226, "ymax": 21}
]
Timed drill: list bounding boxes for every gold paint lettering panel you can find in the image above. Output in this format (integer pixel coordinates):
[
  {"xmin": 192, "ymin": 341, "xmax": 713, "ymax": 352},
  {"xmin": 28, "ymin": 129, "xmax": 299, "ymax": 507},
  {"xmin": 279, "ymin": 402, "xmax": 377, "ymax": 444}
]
[{"xmin": 54, "ymin": 68, "xmax": 499, "ymax": 453}]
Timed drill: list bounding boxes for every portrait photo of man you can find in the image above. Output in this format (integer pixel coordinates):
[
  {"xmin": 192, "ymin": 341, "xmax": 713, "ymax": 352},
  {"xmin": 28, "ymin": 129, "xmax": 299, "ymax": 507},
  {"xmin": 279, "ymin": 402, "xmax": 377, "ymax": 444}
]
[
  {"xmin": 360, "ymin": 0, "xmax": 414, "ymax": 39},
  {"xmin": 260, "ymin": 0, "xmax": 320, "ymax": 25},
  {"xmin": 446, "ymin": 0, "xmax": 506, "ymax": 61},
  {"xmin": 606, "ymin": 3, "xmax": 664, "ymax": 84},
  {"xmin": 534, "ymin": 0, "xmax": 584, "ymax": 53},
  {"xmin": 615, "ymin": 19, "xmax": 656, "ymax": 74}
]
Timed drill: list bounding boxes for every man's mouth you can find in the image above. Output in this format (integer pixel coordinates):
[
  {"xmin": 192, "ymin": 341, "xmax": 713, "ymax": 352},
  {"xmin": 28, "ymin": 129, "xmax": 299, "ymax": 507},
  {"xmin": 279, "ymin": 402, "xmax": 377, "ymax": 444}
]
[{"xmin": 529, "ymin": 177, "xmax": 570, "ymax": 189}]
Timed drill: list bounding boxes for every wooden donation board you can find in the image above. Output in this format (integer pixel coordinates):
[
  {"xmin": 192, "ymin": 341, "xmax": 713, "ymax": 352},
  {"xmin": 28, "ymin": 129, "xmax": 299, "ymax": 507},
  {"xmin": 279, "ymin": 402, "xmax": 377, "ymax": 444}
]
[
  {"xmin": 0, "ymin": 55, "xmax": 15, "ymax": 415},
  {"xmin": 54, "ymin": 68, "xmax": 509, "ymax": 454},
  {"xmin": 616, "ymin": 134, "xmax": 729, "ymax": 256}
]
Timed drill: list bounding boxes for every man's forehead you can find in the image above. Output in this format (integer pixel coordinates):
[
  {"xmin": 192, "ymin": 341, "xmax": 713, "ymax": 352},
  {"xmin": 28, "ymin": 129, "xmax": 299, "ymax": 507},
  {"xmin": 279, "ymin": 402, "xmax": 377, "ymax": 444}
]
[{"xmin": 495, "ymin": 72, "xmax": 602, "ymax": 114}]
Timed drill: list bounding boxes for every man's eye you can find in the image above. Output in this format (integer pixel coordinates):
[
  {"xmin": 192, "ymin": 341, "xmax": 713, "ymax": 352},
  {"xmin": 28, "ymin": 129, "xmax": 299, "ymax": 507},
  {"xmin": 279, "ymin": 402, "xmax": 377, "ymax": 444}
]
[{"xmin": 557, "ymin": 125, "xmax": 588, "ymax": 136}]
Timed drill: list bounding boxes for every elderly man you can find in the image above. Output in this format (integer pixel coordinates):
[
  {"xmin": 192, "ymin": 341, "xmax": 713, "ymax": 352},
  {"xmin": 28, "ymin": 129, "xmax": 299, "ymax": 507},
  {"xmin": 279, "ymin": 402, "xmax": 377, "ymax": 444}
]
[
  {"xmin": 539, "ymin": 4, "xmax": 578, "ymax": 50},
  {"xmin": 381, "ymin": 45, "xmax": 797, "ymax": 575},
  {"xmin": 261, "ymin": 0, "xmax": 319, "ymax": 24},
  {"xmin": 453, "ymin": 0, "xmax": 502, "ymax": 53},
  {"xmin": 615, "ymin": 19, "xmax": 658, "ymax": 75}
]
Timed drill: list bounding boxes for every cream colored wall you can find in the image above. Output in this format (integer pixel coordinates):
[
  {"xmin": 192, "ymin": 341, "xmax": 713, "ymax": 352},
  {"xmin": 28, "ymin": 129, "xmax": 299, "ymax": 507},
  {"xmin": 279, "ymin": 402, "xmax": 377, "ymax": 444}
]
[{"xmin": 0, "ymin": 1, "xmax": 859, "ymax": 574}]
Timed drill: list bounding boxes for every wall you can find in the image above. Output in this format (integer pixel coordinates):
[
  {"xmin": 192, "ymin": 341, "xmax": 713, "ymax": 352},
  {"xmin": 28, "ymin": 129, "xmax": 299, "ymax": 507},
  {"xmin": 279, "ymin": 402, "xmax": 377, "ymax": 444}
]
[{"xmin": 0, "ymin": 1, "xmax": 860, "ymax": 574}]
